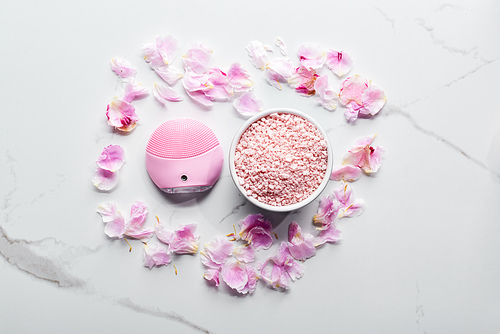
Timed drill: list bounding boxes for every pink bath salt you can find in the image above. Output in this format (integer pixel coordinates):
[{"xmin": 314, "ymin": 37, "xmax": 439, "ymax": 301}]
[{"xmin": 234, "ymin": 113, "xmax": 328, "ymax": 207}]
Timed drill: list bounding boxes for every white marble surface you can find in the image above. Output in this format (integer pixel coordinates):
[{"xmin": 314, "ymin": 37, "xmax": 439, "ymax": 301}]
[{"xmin": 1, "ymin": 0, "xmax": 500, "ymax": 332}]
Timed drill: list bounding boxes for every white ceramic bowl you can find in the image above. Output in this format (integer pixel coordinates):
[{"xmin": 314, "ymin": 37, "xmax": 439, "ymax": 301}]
[{"xmin": 229, "ymin": 108, "xmax": 333, "ymax": 212}]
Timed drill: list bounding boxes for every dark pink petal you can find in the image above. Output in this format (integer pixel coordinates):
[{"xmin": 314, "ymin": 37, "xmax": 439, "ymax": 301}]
[
  {"xmin": 92, "ymin": 168, "xmax": 119, "ymax": 191},
  {"xmin": 238, "ymin": 214, "xmax": 274, "ymax": 250},
  {"xmin": 106, "ymin": 98, "xmax": 139, "ymax": 132},
  {"xmin": 110, "ymin": 58, "xmax": 136, "ymax": 78},
  {"xmin": 297, "ymin": 44, "xmax": 326, "ymax": 70},
  {"xmin": 325, "ymin": 49, "xmax": 353, "ymax": 77},
  {"xmin": 233, "ymin": 92, "xmax": 263, "ymax": 116},
  {"xmin": 143, "ymin": 242, "xmax": 172, "ymax": 269},
  {"xmin": 330, "ymin": 165, "xmax": 362, "ymax": 182},
  {"xmin": 96, "ymin": 144, "xmax": 125, "ymax": 172},
  {"xmin": 314, "ymin": 224, "xmax": 342, "ymax": 246},
  {"xmin": 227, "ymin": 63, "xmax": 254, "ymax": 92}
]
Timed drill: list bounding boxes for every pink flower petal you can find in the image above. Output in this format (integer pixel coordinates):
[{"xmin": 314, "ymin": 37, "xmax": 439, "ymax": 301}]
[
  {"xmin": 342, "ymin": 135, "xmax": 384, "ymax": 173},
  {"xmin": 275, "ymin": 37, "xmax": 287, "ymax": 56},
  {"xmin": 185, "ymin": 89, "xmax": 213, "ymax": 107},
  {"xmin": 297, "ymin": 44, "xmax": 326, "ymax": 70},
  {"xmin": 233, "ymin": 92, "xmax": 263, "ymax": 116},
  {"xmin": 314, "ymin": 75, "xmax": 338, "ymax": 111},
  {"xmin": 221, "ymin": 261, "xmax": 257, "ymax": 294},
  {"xmin": 205, "ymin": 67, "xmax": 233, "ymax": 101},
  {"xmin": 156, "ymin": 35, "xmax": 179, "ymax": 66},
  {"xmin": 339, "ymin": 74, "xmax": 367, "ymax": 107},
  {"xmin": 110, "ymin": 58, "xmax": 136, "ymax": 78},
  {"xmin": 128, "ymin": 201, "xmax": 148, "ymax": 228},
  {"xmin": 201, "ymin": 236, "xmax": 234, "ymax": 268},
  {"xmin": 153, "ymin": 82, "xmax": 183, "ymax": 103},
  {"xmin": 154, "ymin": 65, "xmax": 184, "ymax": 85},
  {"xmin": 183, "ymin": 42, "xmax": 213, "ymax": 74},
  {"xmin": 334, "ymin": 182, "xmax": 364, "ymax": 218},
  {"xmin": 203, "ymin": 268, "xmax": 220, "ymax": 286},
  {"xmin": 233, "ymin": 245, "xmax": 256, "ymax": 263},
  {"xmin": 246, "ymin": 40, "xmax": 270, "ymax": 70},
  {"xmin": 287, "ymin": 222, "xmax": 316, "ymax": 261},
  {"xmin": 156, "ymin": 223, "xmax": 199, "ymax": 254},
  {"xmin": 330, "ymin": 165, "xmax": 362, "ymax": 182},
  {"xmin": 260, "ymin": 242, "xmax": 304, "ymax": 289},
  {"xmin": 313, "ymin": 195, "xmax": 340, "ymax": 229},
  {"xmin": 238, "ymin": 214, "xmax": 274, "ymax": 250},
  {"xmin": 288, "ymin": 66, "xmax": 318, "ymax": 96},
  {"xmin": 143, "ymin": 242, "xmax": 172, "ymax": 269},
  {"xmin": 265, "ymin": 57, "xmax": 294, "ymax": 90},
  {"xmin": 325, "ymin": 49, "xmax": 353, "ymax": 77},
  {"xmin": 106, "ymin": 98, "xmax": 139, "ymax": 132},
  {"xmin": 92, "ymin": 168, "xmax": 119, "ymax": 191},
  {"xmin": 314, "ymin": 224, "xmax": 342, "ymax": 246},
  {"xmin": 122, "ymin": 78, "xmax": 149, "ymax": 103},
  {"xmin": 96, "ymin": 201, "xmax": 118, "ymax": 223},
  {"xmin": 339, "ymin": 75, "xmax": 386, "ymax": 121},
  {"xmin": 96, "ymin": 203, "xmax": 126, "ymax": 238},
  {"xmin": 96, "ymin": 144, "xmax": 125, "ymax": 172},
  {"xmin": 227, "ymin": 63, "xmax": 254, "ymax": 92},
  {"xmin": 360, "ymin": 84, "xmax": 387, "ymax": 117}
]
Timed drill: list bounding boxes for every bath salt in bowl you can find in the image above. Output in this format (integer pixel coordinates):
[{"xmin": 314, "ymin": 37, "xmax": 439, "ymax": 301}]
[{"xmin": 229, "ymin": 108, "xmax": 333, "ymax": 212}]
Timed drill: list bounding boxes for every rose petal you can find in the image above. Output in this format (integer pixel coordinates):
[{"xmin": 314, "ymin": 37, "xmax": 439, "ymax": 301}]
[
  {"xmin": 314, "ymin": 224, "xmax": 342, "ymax": 246},
  {"xmin": 342, "ymin": 135, "xmax": 383, "ymax": 173},
  {"xmin": 233, "ymin": 245, "xmax": 256, "ymax": 263},
  {"xmin": 143, "ymin": 242, "xmax": 172, "ymax": 269},
  {"xmin": 110, "ymin": 58, "xmax": 137, "ymax": 78},
  {"xmin": 106, "ymin": 98, "xmax": 139, "ymax": 132},
  {"xmin": 156, "ymin": 223, "xmax": 199, "ymax": 254},
  {"xmin": 325, "ymin": 49, "xmax": 353, "ymax": 77},
  {"xmin": 233, "ymin": 92, "xmax": 263, "ymax": 116},
  {"xmin": 330, "ymin": 165, "xmax": 362, "ymax": 182},
  {"xmin": 288, "ymin": 66, "xmax": 318, "ymax": 96},
  {"xmin": 227, "ymin": 63, "xmax": 254, "ymax": 92},
  {"xmin": 201, "ymin": 236, "xmax": 234, "ymax": 267},
  {"xmin": 153, "ymin": 82, "xmax": 183, "ymax": 103},
  {"xmin": 96, "ymin": 144, "xmax": 125, "ymax": 172},
  {"xmin": 360, "ymin": 84, "xmax": 387, "ymax": 117},
  {"xmin": 92, "ymin": 168, "xmax": 119, "ymax": 191},
  {"xmin": 297, "ymin": 44, "xmax": 326, "ymax": 70}
]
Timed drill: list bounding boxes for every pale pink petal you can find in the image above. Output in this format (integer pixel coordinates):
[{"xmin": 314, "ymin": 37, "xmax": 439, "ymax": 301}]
[
  {"xmin": 122, "ymin": 78, "xmax": 149, "ymax": 103},
  {"xmin": 314, "ymin": 224, "xmax": 342, "ymax": 246},
  {"xmin": 96, "ymin": 144, "xmax": 125, "ymax": 172},
  {"xmin": 125, "ymin": 226, "xmax": 154, "ymax": 240},
  {"xmin": 185, "ymin": 89, "xmax": 213, "ymax": 107},
  {"xmin": 338, "ymin": 74, "xmax": 368, "ymax": 107},
  {"xmin": 153, "ymin": 82, "xmax": 183, "ymax": 103},
  {"xmin": 287, "ymin": 222, "xmax": 316, "ymax": 261},
  {"xmin": 142, "ymin": 42, "xmax": 164, "ymax": 70},
  {"xmin": 183, "ymin": 42, "xmax": 213, "ymax": 74},
  {"xmin": 313, "ymin": 195, "xmax": 340, "ymax": 229},
  {"xmin": 246, "ymin": 40, "xmax": 270, "ymax": 70},
  {"xmin": 265, "ymin": 57, "xmax": 294, "ymax": 90},
  {"xmin": 221, "ymin": 262, "xmax": 249, "ymax": 294},
  {"xmin": 110, "ymin": 58, "xmax": 136, "ymax": 78},
  {"xmin": 102, "ymin": 210, "xmax": 126, "ymax": 238},
  {"xmin": 143, "ymin": 242, "xmax": 172, "ymax": 269},
  {"xmin": 260, "ymin": 242, "xmax": 304, "ymax": 289},
  {"xmin": 92, "ymin": 168, "xmax": 119, "ymax": 191},
  {"xmin": 227, "ymin": 63, "xmax": 254, "ymax": 92},
  {"xmin": 96, "ymin": 201, "xmax": 118, "ymax": 223},
  {"xmin": 342, "ymin": 135, "xmax": 384, "ymax": 173},
  {"xmin": 233, "ymin": 245, "xmax": 256, "ymax": 263},
  {"xmin": 203, "ymin": 268, "xmax": 220, "ymax": 286},
  {"xmin": 314, "ymin": 75, "xmax": 338, "ymax": 110},
  {"xmin": 128, "ymin": 201, "xmax": 148, "ymax": 228},
  {"xmin": 161, "ymin": 223, "xmax": 200, "ymax": 254},
  {"xmin": 275, "ymin": 37, "xmax": 287, "ymax": 56},
  {"xmin": 330, "ymin": 165, "xmax": 362, "ymax": 182},
  {"xmin": 297, "ymin": 44, "xmax": 326, "ymax": 70},
  {"xmin": 334, "ymin": 182, "xmax": 364, "ymax": 218},
  {"xmin": 325, "ymin": 49, "xmax": 353, "ymax": 77},
  {"xmin": 182, "ymin": 70, "xmax": 213, "ymax": 92},
  {"xmin": 360, "ymin": 84, "xmax": 387, "ymax": 117},
  {"xmin": 233, "ymin": 92, "xmax": 263, "ymax": 116},
  {"xmin": 106, "ymin": 98, "xmax": 139, "ymax": 132},
  {"xmin": 154, "ymin": 65, "xmax": 184, "ymax": 85},
  {"xmin": 204, "ymin": 67, "xmax": 233, "ymax": 101},
  {"xmin": 288, "ymin": 66, "xmax": 318, "ymax": 96},
  {"xmin": 201, "ymin": 236, "xmax": 234, "ymax": 268},
  {"xmin": 156, "ymin": 35, "xmax": 179, "ymax": 66}
]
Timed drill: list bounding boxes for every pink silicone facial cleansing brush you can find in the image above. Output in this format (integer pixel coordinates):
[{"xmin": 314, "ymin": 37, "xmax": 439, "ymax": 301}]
[{"xmin": 146, "ymin": 118, "xmax": 223, "ymax": 193}]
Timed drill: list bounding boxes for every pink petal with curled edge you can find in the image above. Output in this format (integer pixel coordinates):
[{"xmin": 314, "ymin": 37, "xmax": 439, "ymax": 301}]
[
  {"xmin": 288, "ymin": 66, "xmax": 318, "ymax": 96},
  {"xmin": 334, "ymin": 182, "xmax": 364, "ymax": 218},
  {"xmin": 342, "ymin": 135, "xmax": 384, "ymax": 173},
  {"xmin": 125, "ymin": 226, "xmax": 154, "ymax": 240},
  {"xmin": 156, "ymin": 35, "xmax": 179, "ymax": 66},
  {"xmin": 246, "ymin": 40, "xmax": 270, "ymax": 71},
  {"xmin": 96, "ymin": 201, "xmax": 118, "ymax": 223},
  {"xmin": 221, "ymin": 261, "xmax": 257, "ymax": 294},
  {"xmin": 142, "ymin": 42, "xmax": 164, "ymax": 70},
  {"xmin": 162, "ymin": 223, "xmax": 200, "ymax": 254},
  {"xmin": 154, "ymin": 65, "xmax": 184, "ymax": 86},
  {"xmin": 128, "ymin": 201, "xmax": 148, "ymax": 228},
  {"xmin": 287, "ymin": 222, "xmax": 316, "ymax": 261},
  {"xmin": 185, "ymin": 89, "xmax": 213, "ymax": 107},
  {"xmin": 205, "ymin": 67, "xmax": 233, "ymax": 101},
  {"xmin": 314, "ymin": 223, "xmax": 342, "ymax": 247},
  {"xmin": 106, "ymin": 98, "xmax": 139, "ymax": 132},
  {"xmin": 360, "ymin": 84, "xmax": 387, "ymax": 117},
  {"xmin": 183, "ymin": 42, "xmax": 213, "ymax": 74},
  {"xmin": 330, "ymin": 165, "xmax": 362, "ymax": 182},
  {"xmin": 92, "ymin": 168, "xmax": 119, "ymax": 191},
  {"xmin": 153, "ymin": 82, "xmax": 183, "ymax": 103},
  {"xmin": 275, "ymin": 37, "xmax": 287, "ymax": 56},
  {"xmin": 246, "ymin": 226, "xmax": 273, "ymax": 250},
  {"xmin": 313, "ymin": 195, "xmax": 340, "ymax": 229},
  {"xmin": 204, "ymin": 268, "xmax": 220, "ymax": 286},
  {"xmin": 102, "ymin": 210, "xmax": 126, "ymax": 238},
  {"xmin": 297, "ymin": 44, "xmax": 326, "ymax": 70},
  {"xmin": 265, "ymin": 57, "xmax": 293, "ymax": 90},
  {"xmin": 314, "ymin": 75, "xmax": 338, "ymax": 111},
  {"xmin": 96, "ymin": 144, "xmax": 125, "ymax": 172},
  {"xmin": 238, "ymin": 214, "xmax": 274, "ymax": 250},
  {"xmin": 143, "ymin": 242, "xmax": 172, "ymax": 269},
  {"xmin": 260, "ymin": 242, "xmax": 304, "ymax": 289},
  {"xmin": 233, "ymin": 245, "xmax": 256, "ymax": 263},
  {"xmin": 122, "ymin": 78, "xmax": 149, "ymax": 103},
  {"xmin": 227, "ymin": 63, "xmax": 254, "ymax": 92},
  {"xmin": 325, "ymin": 49, "xmax": 353, "ymax": 77},
  {"xmin": 110, "ymin": 58, "xmax": 136, "ymax": 78},
  {"xmin": 201, "ymin": 236, "xmax": 234, "ymax": 268},
  {"xmin": 339, "ymin": 74, "xmax": 368, "ymax": 107},
  {"xmin": 233, "ymin": 92, "xmax": 263, "ymax": 116},
  {"xmin": 182, "ymin": 70, "xmax": 213, "ymax": 93}
]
